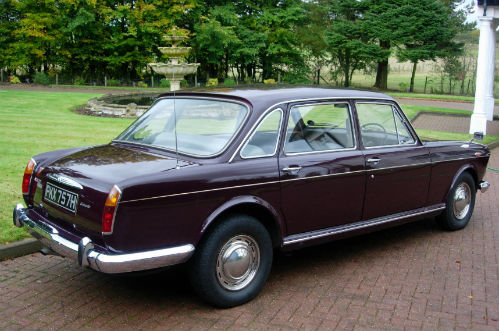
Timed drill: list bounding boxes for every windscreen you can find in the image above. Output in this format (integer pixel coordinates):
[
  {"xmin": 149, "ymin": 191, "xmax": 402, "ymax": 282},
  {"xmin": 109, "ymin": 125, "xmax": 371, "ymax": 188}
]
[{"xmin": 116, "ymin": 98, "xmax": 249, "ymax": 157}]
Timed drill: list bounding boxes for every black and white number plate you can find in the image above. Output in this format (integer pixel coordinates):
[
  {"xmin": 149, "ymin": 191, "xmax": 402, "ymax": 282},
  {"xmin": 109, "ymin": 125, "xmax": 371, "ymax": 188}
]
[{"xmin": 44, "ymin": 182, "xmax": 79, "ymax": 214}]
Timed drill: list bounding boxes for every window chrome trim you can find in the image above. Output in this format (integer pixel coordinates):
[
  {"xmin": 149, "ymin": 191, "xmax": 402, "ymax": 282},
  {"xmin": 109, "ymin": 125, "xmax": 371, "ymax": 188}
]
[
  {"xmin": 282, "ymin": 203, "xmax": 446, "ymax": 246},
  {"xmin": 283, "ymin": 101, "xmax": 357, "ymax": 156},
  {"xmin": 239, "ymin": 108, "xmax": 284, "ymax": 159},
  {"xmin": 113, "ymin": 96, "xmax": 251, "ymax": 159},
  {"xmin": 355, "ymin": 101, "xmax": 419, "ymax": 149},
  {"xmin": 229, "ymin": 96, "xmax": 394, "ymax": 162}
]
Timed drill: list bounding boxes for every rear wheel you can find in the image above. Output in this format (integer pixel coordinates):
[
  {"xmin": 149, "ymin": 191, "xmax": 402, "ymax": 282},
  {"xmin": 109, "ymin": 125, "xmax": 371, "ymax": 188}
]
[
  {"xmin": 436, "ymin": 172, "xmax": 476, "ymax": 231},
  {"xmin": 189, "ymin": 214, "xmax": 273, "ymax": 308}
]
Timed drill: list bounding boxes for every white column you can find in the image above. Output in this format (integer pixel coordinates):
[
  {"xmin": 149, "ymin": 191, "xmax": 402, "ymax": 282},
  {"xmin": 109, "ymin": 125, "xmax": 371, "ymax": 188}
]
[{"xmin": 470, "ymin": 16, "xmax": 496, "ymax": 135}]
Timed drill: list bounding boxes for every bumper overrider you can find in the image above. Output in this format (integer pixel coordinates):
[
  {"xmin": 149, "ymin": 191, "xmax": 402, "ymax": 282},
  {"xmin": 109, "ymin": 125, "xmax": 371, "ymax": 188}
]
[{"xmin": 13, "ymin": 204, "xmax": 194, "ymax": 273}]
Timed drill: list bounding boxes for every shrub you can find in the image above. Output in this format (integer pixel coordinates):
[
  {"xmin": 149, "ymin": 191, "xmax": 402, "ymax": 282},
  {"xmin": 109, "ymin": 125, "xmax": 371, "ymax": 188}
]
[
  {"xmin": 107, "ymin": 78, "xmax": 120, "ymax": 86},
  {"xmin": 263, "ymin": 78, "xmax": 276, "ymax": 85},
  {"xmin": 160, "ymin": 78, "xmax": 170, "ymax": 88},
  {"xmin": 223, "ymin": 78, "xmax": 236, "ymax": 86},
  {"xmin": 181, "ymin": 79, "xmax": 189, "ymax": 88},
  {"xmin": 33, "ymin": 72, "xmax": 51, "ymax": 85},
  {"xmin": 74, "ymin": 76, "xmax": 85, "ymax": 85},
  {"xmin": 206, "ymin": 78, "xmax": 218, "ymax": 87},
  {"xmin": 9, "ymin": 75, "xmax": 21, "ymax": 84},
  {"xmin": 244, "ymin": 77, "xmax": 253, "ymax": 84},
  {"xmin": 137, "ymin": 81, "xmax": 148, "ymax": 88},
  {"xmin": 399, "ymin": 82, "xmax": 408, "ymax": 92}
]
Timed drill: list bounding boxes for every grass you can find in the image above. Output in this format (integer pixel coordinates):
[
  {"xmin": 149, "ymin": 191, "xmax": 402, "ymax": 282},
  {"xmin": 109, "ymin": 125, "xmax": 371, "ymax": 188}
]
[
  {"xmin": 0, "ymin": 90, "xmax": 133, "ymax": 244},
  {"xmin": 415, "ymin": 129, "xmax": 499, "ymax": 144},
  {"xmin": 390, "ymin": 93, "xmax": 477, "ymax": 102},
  {"xmin": 0, "ymin": 89, "xmax": 497, "ymax": 244}
]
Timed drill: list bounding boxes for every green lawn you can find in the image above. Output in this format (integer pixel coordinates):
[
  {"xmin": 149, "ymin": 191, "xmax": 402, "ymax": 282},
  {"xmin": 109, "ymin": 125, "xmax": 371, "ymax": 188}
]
[
  {"xmin": 0, "ymin": 89, "xmax": 497, "ymax": 244},
  {"xmin": 0, "ymin": 90, "xmax": 133, "ymax": 244}
]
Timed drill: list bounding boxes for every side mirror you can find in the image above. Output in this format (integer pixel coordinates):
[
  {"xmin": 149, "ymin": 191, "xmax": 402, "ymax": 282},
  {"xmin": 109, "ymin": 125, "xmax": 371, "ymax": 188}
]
[{"xmin": 473, "ymin": 132, "xmax": 484, "ymax": 141}]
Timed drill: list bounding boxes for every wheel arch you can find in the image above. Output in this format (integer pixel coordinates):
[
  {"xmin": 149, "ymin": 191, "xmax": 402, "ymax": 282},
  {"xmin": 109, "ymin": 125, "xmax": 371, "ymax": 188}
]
[
  {"xmin": 200, "ymin": 196, "xmax": 285, "ymax": 248},
  {"xmin": 446, "ymin": 164, "xmax": 478, "ymax": 200}
]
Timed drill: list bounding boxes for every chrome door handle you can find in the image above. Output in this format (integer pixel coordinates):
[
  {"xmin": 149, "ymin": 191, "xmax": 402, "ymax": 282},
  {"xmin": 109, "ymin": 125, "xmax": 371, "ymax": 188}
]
[
  {"xmin": 282, "ymin": 166, "xmax": 302, "ymax": 174},
  {"xmin": 367, "ymin": 157, "xmax": 380, "ymax": 164}
]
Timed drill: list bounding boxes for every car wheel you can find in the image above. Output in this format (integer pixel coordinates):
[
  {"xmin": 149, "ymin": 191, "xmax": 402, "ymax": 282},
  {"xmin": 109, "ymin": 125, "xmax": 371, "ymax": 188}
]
[
  {"xmin": 189, "ymin": 214, "xmax": 273, "ymax": 308},
  {"xmin": 436, "ymin": 172, "xmax": 476, "ymax": 231}
]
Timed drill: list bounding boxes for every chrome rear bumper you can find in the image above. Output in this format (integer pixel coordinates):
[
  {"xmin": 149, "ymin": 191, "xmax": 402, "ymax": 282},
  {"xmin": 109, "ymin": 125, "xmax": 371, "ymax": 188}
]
[
  {"xmin": 13, "ymin": 204, "xmax": 194, "ymax": 273},
  {"xmin": 479, "ymin": 180, "xmax": 490, "ymax": 193}
]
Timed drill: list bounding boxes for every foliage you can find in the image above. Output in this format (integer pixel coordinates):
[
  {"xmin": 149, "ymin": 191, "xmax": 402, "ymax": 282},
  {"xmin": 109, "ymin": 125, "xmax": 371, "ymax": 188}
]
[
  {"xmin": 33, "ymin": 72, "xmax": 51, "ymax": 85},
  {"xmin": 0, "ymin": 0, "xmax": 470, "ymax": 90},
  {"xmin": 159, "ymin": 78, "xmax": 170, "ymax": 88},
  {"xmin": 206, "ymin": 78, "xmax": 219, "ymax": 87},
  {"xmin": 399, "ymin": 82, "xmax": 408, "ymax": 92},
  {"xmin": 263, "ymin": 79, "xmax": 276, "ymax": 85},
  {"xmin": 322, "ymin": 0, "xmax": 382, "ymax": 87},
  {"xmin": 74, "ymin": 77, "xmax": 86, "ymax": 86},
  {"xmin": 9, "ymin": 75, "xmax": 21, "ymax": 84},
  {"xmin": 181, "ymin": 79, "xmax": 189, "ymax": 88},
  {"xmin": 107, "ymin": 79, "xmax": 120, "ymax": 87},
  {"xmin": 223, "ymin": 78, "xmax": 236, "ymax": 86},
  {"xmin": 137, "ymin": 81, "xmax": 148, "ymax": 88}
]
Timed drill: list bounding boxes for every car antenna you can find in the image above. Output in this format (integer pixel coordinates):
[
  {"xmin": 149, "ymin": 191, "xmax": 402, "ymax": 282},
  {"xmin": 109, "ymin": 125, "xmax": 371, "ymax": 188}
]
[{"xmin": 173, "ymin": 72, "xmax": 180, "ymax": 169}]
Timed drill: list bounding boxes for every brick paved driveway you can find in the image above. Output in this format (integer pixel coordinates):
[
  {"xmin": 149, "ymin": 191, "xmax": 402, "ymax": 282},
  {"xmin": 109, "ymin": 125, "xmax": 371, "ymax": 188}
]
[{"xmin": 1, "ymin": 151, "xmax": 498, "ymax": 331}]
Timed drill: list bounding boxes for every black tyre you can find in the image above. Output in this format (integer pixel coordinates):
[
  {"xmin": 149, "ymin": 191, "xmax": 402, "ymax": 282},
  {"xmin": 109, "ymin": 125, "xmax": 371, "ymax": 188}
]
[
  {"xmin": 436, "ymin": 172, "xmax": 476, "ymax": 231},
  {"xmin": 189, "ymin": 214, "xmax": 273, "ymax": 308}
]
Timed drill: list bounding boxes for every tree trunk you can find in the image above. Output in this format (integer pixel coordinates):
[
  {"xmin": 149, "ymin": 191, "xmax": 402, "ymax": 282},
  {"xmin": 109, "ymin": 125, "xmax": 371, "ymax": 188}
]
[
  {"xmin": 410, "ymin": 61, "xmax": 417, "ymax": 92},
  {"xmin": 374, "ymin": 40, "xmax": 390, "ymax": 89},
  {"xmin": 316, "ymin": 67, "xmax": 320, "ymax": 85}
]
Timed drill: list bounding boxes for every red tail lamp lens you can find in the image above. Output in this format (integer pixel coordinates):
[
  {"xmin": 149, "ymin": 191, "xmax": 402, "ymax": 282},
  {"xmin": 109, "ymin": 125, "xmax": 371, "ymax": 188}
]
[
  {"xmin": 22, "ymin": 159, "xmax": 36, "ymax": 194},
  {"xmin": 102, "ymin": 185, "xmax": 121, "ymax": 234}
]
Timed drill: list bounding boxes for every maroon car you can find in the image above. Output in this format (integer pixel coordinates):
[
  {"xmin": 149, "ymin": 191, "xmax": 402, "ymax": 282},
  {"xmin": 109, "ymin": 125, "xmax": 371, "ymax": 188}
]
[{"xmin": 13, "ymin": 87, "xmax": 490, "ymax": 307}]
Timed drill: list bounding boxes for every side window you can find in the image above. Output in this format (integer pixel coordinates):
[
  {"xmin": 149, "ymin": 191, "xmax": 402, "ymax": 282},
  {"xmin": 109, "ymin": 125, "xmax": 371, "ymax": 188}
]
[
  {"xmin": 357, "ymin": 103, "xmax": 415, "ymax": 148},
  {"xmin": 284, "ymin": 103, "xmax": 354, "ymax": 154},
  {"xmin": 240, "ymin": 109, "xmax": 282, "ymax": 158}
]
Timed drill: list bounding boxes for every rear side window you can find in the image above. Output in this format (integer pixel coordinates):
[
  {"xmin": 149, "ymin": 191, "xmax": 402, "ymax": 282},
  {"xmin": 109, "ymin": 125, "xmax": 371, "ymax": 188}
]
[
  {"xmin": 356, "ymin": 103, "xmax": 415, "ymax": 148},
  {"xmin": 240, "ymin": 109, "xmax": 282, "ymax": 158},
  {"xmin": 284, "ymin": 103, "xmax": 354, "ymax": 154}
]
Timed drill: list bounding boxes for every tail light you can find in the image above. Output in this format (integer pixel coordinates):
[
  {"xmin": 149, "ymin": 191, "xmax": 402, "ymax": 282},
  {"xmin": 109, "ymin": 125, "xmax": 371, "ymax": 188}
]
[
  {"xmin": 22, "ymin": 159, "xmax": 36, "ymax": 194},
  {"xmin": 102, "ymin": 185, "xmax": 121, "ymax": 234}
]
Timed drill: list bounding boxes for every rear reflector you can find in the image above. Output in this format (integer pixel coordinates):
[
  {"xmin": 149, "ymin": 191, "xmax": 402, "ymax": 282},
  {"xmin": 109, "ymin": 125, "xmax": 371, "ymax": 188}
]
[
  {"xmin": 102, "ymin": 185, "xmax": 121, "ymax": 234},
  {"xmin": 22, "ymin": 159, "xmax": 36, "ymax": 194}
]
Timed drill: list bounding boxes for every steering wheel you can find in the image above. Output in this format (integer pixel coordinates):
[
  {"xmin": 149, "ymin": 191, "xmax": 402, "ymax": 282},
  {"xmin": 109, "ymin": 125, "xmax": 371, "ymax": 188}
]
[{"xmin": 361, "ymin": 122, "xmax": 387, "ymax": 146}]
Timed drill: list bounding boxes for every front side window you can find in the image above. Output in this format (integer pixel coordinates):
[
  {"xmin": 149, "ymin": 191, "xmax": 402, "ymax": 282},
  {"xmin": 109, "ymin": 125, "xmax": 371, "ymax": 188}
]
[
  {"xmin": 356, "ymin": 103, "xmax": 415, "ymax": 148},
  {"xmin": 284, "ymin": 103, "xmax": 354, "ymax": 154},
  {"xmin": 240, "ymin": 109, "xmax": 282, "ymax": 158},
  {"xmin": 116, "ymin": 98, "xmax": 248, "ymax": 157}
]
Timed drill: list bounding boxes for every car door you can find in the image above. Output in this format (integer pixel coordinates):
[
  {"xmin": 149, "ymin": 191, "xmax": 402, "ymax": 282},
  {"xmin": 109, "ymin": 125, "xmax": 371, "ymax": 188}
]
[
  {"xmin": 279, "ymin": 101, "xmax": 366, "ymax": 236},
  {"xmin": 355, "ymin": 101, "xmax": 431, "ymax": 220}
]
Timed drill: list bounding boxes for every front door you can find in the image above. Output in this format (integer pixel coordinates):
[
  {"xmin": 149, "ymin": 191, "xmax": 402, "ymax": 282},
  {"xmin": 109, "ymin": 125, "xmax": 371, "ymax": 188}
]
[
  {"xmin": 355, "ymin": 102, "xmax": 431, "ymax": 220},
  {"xmin": 279, "ymin": 101, "xmax": 366, "ymax": 236}
]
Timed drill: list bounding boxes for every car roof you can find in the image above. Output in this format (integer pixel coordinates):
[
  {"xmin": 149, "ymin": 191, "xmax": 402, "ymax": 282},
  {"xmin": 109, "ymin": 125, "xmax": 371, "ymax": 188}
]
[{"xmin": 157, "ymin": 86, "xmax": 394, "ymax": 113}]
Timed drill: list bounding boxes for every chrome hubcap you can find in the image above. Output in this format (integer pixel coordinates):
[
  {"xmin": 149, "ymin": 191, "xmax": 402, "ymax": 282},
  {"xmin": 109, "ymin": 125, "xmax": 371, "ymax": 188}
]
[
  {"xmin": 453, "ymin": 182, "xmax": 471, "ymax": 220},
  {"xmin": 216, "ymin": 235, "xmax": 260, "ymax": 291}
]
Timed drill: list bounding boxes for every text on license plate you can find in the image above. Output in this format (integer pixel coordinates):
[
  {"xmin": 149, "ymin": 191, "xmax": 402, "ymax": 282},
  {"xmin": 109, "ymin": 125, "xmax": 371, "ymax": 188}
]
[{"xmin": 44, "ymin": 182, "xmax": 79, "ymax": 213}]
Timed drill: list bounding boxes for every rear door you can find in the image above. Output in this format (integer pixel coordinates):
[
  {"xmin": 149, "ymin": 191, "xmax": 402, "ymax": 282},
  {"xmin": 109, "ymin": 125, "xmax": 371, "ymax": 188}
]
[
  {"xmin": 279, "ymin": 101, "xmax": 366, "ymax": 235},
  {"xmin": 355, "ymin": 101, "xmax": 431, "ymax": 220}
]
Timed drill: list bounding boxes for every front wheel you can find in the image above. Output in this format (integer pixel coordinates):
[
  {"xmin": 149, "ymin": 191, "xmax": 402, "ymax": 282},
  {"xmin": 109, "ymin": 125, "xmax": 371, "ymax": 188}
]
[
  {"xmin": 189, "ymin": 215, "xmax": 273, "ymax": 308},
  {"xmin": 436, "ymin": 172, "xmax": 476, "ymax": 231}
]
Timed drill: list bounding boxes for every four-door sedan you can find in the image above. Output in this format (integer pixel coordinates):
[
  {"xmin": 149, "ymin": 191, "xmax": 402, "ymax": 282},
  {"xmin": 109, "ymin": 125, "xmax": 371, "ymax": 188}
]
[{"xmin": 13, "ymin": 87, "xmax": 490, "ymax": 307}]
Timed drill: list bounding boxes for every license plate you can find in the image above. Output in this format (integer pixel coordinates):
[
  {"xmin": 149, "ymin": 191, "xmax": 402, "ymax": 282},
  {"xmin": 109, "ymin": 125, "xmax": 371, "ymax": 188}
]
[{"xmin": 44, "ymin": 182, "xmax": 79, "ymax": 214}]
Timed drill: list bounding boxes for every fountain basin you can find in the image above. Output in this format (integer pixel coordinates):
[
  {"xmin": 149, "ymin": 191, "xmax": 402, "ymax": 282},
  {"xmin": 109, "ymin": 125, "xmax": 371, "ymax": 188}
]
[
  {"xmin": 148, "ymin": 63, "xmax": 200, "ymax": 77},
  {"xmin": 158, "ymin": 47, "xmax": 192, "ymax": 57},
  {"xmin": 84, "ymin": 93, "xmax": 159, "ymax": 118}
]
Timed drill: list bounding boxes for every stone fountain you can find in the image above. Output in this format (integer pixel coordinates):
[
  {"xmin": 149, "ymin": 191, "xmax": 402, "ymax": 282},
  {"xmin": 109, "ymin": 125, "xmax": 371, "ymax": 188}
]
[{"xmin": 148, "ymin": 33, "xmax": 200, "ymax": 91}]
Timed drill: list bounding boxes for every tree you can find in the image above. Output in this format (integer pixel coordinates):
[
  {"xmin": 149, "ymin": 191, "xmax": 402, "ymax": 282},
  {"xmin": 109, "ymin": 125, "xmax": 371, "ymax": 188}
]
[
  {"xmin": 323, "ymin": 0, "xmax": 381, "ymax": 87},
  {"xmin": 395, "ymin": 0, "xmax": 464, "ymax": 92}
]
